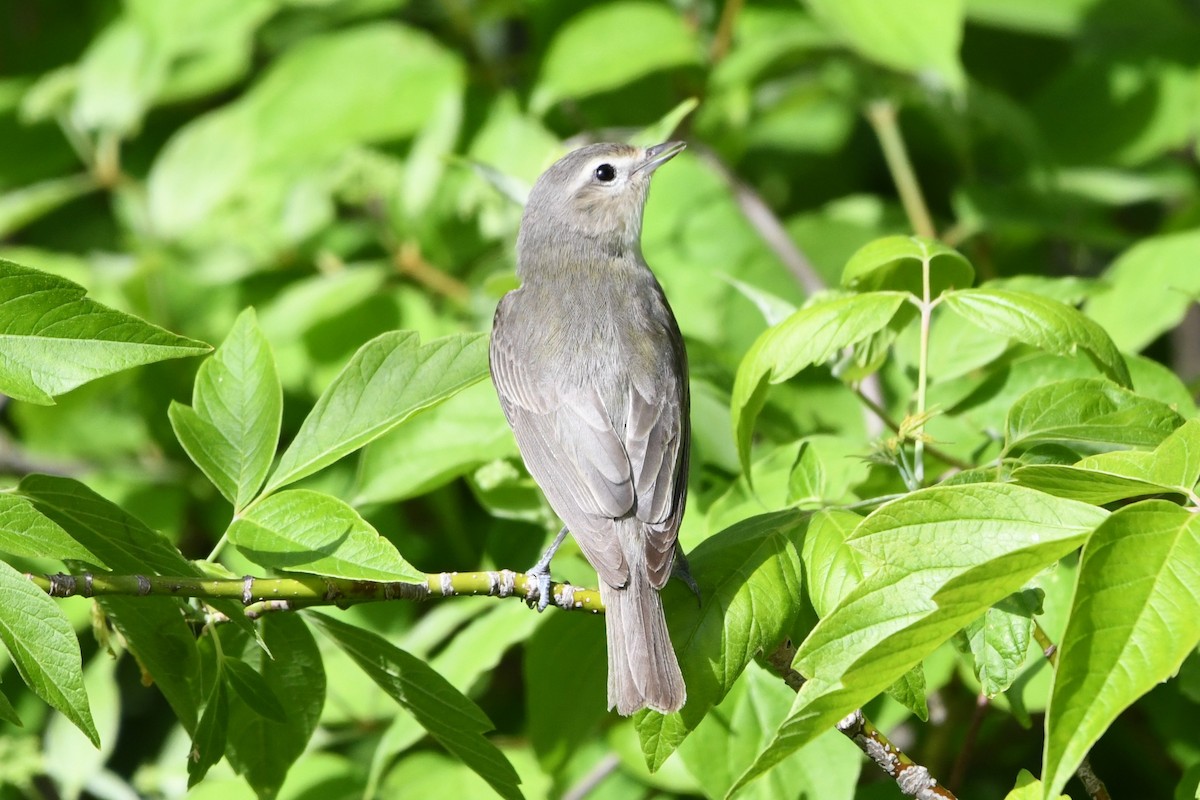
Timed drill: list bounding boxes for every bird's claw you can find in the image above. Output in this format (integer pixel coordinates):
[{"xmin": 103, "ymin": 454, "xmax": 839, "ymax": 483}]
[
  {"xmin": 525, "ymin": 566, "xmax": 554, "ymax": 612},
  {"xmin": 673, "ymin": 549, "xmax": 702, "ymax": 606}
]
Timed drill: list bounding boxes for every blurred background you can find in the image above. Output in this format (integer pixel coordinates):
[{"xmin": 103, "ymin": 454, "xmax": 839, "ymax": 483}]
[{"xmin": 1, "ymin": 1, "xmax": 1199, "ymax": 798}]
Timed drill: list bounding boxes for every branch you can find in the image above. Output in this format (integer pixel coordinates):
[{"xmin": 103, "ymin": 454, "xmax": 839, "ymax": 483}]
[
  {"xmin": 25, "ymin": 570, "xmax": 603, "ymax": 614},
  {"xmin": 763, "ymin": 641, "xmax": 957, "ymax": 800}
]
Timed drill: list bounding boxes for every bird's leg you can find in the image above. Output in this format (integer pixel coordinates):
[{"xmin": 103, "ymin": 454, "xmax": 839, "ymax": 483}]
[
  {"xmin": 672, "ymin": 545, "xmax": 702, "ymax": 605},
  {"xmin": 526, "ymin": 525, "xmax": 569, "ymax": 612}
]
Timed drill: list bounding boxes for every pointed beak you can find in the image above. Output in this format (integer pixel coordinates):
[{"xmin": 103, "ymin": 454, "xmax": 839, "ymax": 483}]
[{"xmin": 634, "ymin": 140, "xmax": 686, "ymax": 175}]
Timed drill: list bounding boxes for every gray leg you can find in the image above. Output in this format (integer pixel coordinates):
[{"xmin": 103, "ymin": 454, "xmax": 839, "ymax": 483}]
[
  {"xmin": 527, "ymin": 525, "xmax": 569, "ymax": 612},
  {"xmin": 672, "ymin": 544, "xmax": 702, "ymax": 605}
]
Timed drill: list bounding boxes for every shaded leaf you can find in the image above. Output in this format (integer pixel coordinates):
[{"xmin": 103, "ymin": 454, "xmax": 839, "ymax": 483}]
[
  {"xmin": 308, "ymin": 612, "xmax": 524, "ymax": 800},
  {"xmin": 0, "ymin": 494, "xmax": 102, "ymax": 565},
  {"xmin": 956, "ymin": 589, "xmax": 1043, "ymax": 697},
  {"xmin": 841, "ymin": 235, "xmax": 974, "ymax": 297},
  {"xmin": 0, "ymin": 560, "xmax": 97, "ymax": 746},
  {"xmin": 223, "ymin": 658, "xmax": 287, "ymax": 723},
  {"xmin": 635, "ymin": 510, "xmax": 810, "ymax": 770},
  {"xmin": 188, "ymin": 680, "xmax": 228, "ymax": 788}
]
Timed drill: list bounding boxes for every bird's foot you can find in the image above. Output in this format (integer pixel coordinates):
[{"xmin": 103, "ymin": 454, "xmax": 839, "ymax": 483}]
[
  {"xmin": 525, "ymin": 525, "xmax": 570, "ymax": 612},
  {"xmin": 673, "ymin": 549, "xmax": 702, "ymax": 606}
]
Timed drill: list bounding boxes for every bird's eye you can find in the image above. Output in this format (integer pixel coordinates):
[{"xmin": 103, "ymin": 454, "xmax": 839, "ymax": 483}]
[{"xmin": 594, "ymin": 163, "xmax": 616, "ymax": 182}]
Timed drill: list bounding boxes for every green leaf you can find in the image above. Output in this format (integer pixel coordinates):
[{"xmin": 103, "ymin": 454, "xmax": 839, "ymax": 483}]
[
  {"xmin": 0, "ymin": 258, "xmax": 210, "ymax": 405},
  {"xmin": 0, "ymin": 494, "xmax": 103, "ymax": 565},
  {"xmin": 886, "ymin": 664, "xmax": 928, "ymax": 720},
  {"xmin": 224, "ymin": 615, "xmax": 325, "ymax": 799},
  {"xmin": 169, "ymin": 308, "xmax": 281, "ymax": 511},
  {"xmin": 1005, "ymin": 378, "xmax": 1183, "ymax": 454},
  {"xmin": 0, "ymin": 686, "xmax": 20, "ymax": 726},
  {"xmin": 731, "ymin": 291, "xmax": 907, "ymax": 474},
  {"xmin": 840, "ymin": 235, "xmax": 974, "ymax": 297},
  {"xmin": 265, "ymin": 331, "xmax": 488, "ymax": 493},
  {"xmin": 1004, "ymin": 768, "xmax": 1070, "ymax": 800},
  {"xmin": 1085, "ymin": 229, "xmax": 1200, "ymax": 352},
  {"xmin": 678, "ymin": 663, "xmax": 861, "ymax": 800},
  {"xmin": 0, "ymin": 560, "xmax": 98, "ymax": 746},
  {"xmin": 531, "ymin": 2, "xmax": 700, "ymax": 113},
  {"xmin": 731, "ymin": 484, "xmax": 1107, "ymax": 795},
  {"xmin": 1042, "ymin": 501, "xmax": 1200, "ymax": 799},
  {"xmin": 307, "ymin": 612, "xmax": 524, "ymax": 800},
  {"xmin": 0, "ymin": 174, "xmax": 98, "ymax": 238},
  {"xmin": 629, "ymin": 97, "xmax": 700, "ymax": 149},
  {"xmin": 800, "ymin": 509, "xmax": 865, "ymax": 619},
  {"xmin": 17, "ymin": 475, "xmax": 204, "ymax": 730},
  {"xmin": 71, "ymin": 17, "xmax": 164, "ymax": 134},
  {"xmin": 635, "ymin": 510, "xmax": 809, "ymax": 771},
  {"xmin": 354, "ymin": 380, "xmax": 515, "ymax": 506},
  {"xmin": 188, "ymin": 680, "xmax": 228, "ymax": 788},
  {"xmin": 222, "ymin": 658, "xmax": 287, "ymax": 723},
  {"xmin": 1014, "ymin": 418, "xmax": 1200, "ymax": 504},
  {"xmin": 956, "ymin": 589, "xmax": 1043, "ymax": 697},
  {"xmin": 805, "ymin": 0, "xmax": 967, "ymax": 93},
  {"xmin": 148, "ymin": 23, "xmax": 464, "ymax": 237},
  {"xmin": 227, "ymin": 490, "xmax": 424, "ymax": 583},
  {"xmin": 942, "ymin": 288, "xmax": 1131, "ymax": 387}
]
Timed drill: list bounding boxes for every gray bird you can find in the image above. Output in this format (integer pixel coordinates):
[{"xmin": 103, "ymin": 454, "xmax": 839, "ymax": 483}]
[{"xmin": 489, "ymin": 141, "xmax": 690, "ymax": 715}]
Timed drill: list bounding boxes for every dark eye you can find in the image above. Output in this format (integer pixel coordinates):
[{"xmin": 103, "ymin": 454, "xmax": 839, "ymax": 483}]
[{"xmin": 594, "ymin": 163, "xmax": 616, "ymax": 182}]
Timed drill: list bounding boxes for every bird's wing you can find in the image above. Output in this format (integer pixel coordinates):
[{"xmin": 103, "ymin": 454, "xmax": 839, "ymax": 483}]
[{"xmin": 490, "ymin": 325, "xmax": 632, "ymax": 586}]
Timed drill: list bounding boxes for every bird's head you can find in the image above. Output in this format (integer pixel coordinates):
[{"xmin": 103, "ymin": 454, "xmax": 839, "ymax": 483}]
[{"xmin": 518, "ymin": 141, "xmax": 685, "ymax": 264}]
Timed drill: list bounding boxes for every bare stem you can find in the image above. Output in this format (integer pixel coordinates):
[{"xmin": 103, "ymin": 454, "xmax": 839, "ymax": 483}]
[
  {"xmin": 865, "ymin": 99, "xmax": 936, "ymax": 239},
  {"xmin": 394, "ymin": 242, "xmax": 471, "ymax": 303},
  {"xmin": 914, "ymin": 256, "xmax": 934, "ymax": 485},
  {"xmin": 852, "ymin": 385, "xmax": 973, "ymax": 471},
  {"xmin": 711, "ymin": 0, "xmax": 745, "ymax": 64}
]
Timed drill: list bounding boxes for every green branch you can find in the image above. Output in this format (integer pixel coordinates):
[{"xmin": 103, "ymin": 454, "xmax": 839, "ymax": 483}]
[{"xmin": 24, "ymin": 570, "xmax": 604, "ymax": 615}]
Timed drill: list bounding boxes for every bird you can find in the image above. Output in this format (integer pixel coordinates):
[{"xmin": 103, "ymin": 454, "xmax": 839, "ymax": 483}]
[{"xmin": 489, "ymin": 141, "xmax": 690, "ymax": 715}]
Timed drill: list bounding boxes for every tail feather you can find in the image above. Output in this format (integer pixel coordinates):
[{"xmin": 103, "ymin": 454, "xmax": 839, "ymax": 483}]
[{"xmin": 601, "ymin": 574, "xmax": 685, "ymax": 715}]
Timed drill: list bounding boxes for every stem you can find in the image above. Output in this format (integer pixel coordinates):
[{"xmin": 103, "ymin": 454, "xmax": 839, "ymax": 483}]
[
  {"xmin": 914, "ymin": 254, "xmax": 933, "ymax": 485},
  {"xmin": 865, "ymin": 98, "xmax": 936, "ymax": 239},
  {"xmin": 711, "ymin": 0, "xmax": 745, "ymax": 64},
  {"xmin": 852, "ymin": 384, "xmax": 973, "ymax": 472},
  {"xmin": 394, "ymin": 241, "xmax": 471, "ymax": 304},
  {"xmin": 26, "ymin": 569, "xmax": 604, "ymax": 614}
]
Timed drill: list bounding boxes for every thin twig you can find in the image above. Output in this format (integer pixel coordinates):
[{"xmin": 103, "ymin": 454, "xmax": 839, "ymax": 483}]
[
  {"xmin": 865, "ymin": 99, "xmax": 937, "ymax": 239},
  {"xmin": 394, "ymin": 242, "xmax": 471, "ymax": 304},
  {"xmin": 947, "ymin": 693, "xmax": 989, "ymax": 792},
  {"xmin": 763, "ymin": 641, "xmax": 957, "ymax": 799},
  {"xmin": 562, "ymin": 753, "xmax": 621, "ymax": 800},
  {"xmin": 710, "ymin": 0, "xmax": 745, "ymax": 64},
  {"xmin": 692, "ymin": 145, "xmax": 826, "ymax": 295}
]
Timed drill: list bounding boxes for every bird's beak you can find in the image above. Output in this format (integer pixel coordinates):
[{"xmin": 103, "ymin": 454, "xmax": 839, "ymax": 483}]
[{"xmin": 635, "ymin": 141, "xmax": 686, "ymax": 175}]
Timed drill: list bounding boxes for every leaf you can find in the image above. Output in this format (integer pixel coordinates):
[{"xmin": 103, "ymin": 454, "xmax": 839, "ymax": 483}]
[
  {"xmin": 222, "ymin": 658, "xmax": 287, "ymax": 723},
  {"xmin": 531, "ymin": 2, "xmax": 700, "ymax": 113},
  {"xmin": 354, "ymin": 380, "xmax": 515, "ymax": 506},
  {"xmin": 634, "ymin": 510, "xmax": 810, "ymax": 771},
  {"xmin": 840, "ymin": 235, "xmax": 974, "ymax": 297},
  {"xmin": 942, "ymin": 288, "xmax": 1131, "ymax": 387},
  {"xmin": 227, "ymin": 490, "xmax": 424, "ymax": 583},
  {"xmin": 0, "ymin": 174, "xmax": 98, "ymax": 238},
  {"xmin": 805, "ymin": 0, "xmax": 967, "ymax": 93},
  {"xmin": 188, "ymin": 680, "xmax": 228, "ymax": 788},
  {"xmin": 886, "ymin": 664, "xmax": 928, "ymax": 720},
  {"xmin": 1004, "ymin": 769, "xmax": 1070, "ymax": 800},
  {"xmin": 730, "ymin": 484, "xmax": 1107, "ymax": 796},
  {"xmin": 678, "ymin": 663, "xmax": 862, "ymax": 800},
  {"xmin": 0, "ymin": 686, "xmax": 20, "ymax": 726},
  {"xmin": 0, "ymin": 560, "xmax": 98, "ymax": 746},
  {"xmin": 1042, "ymin": 501, "xmax": 1200, "ymax": 799},
  {"xmin": 0, "ymin": 258, "xmax": 210, "ymax": 405},
  {"xmin": 17, "ymin": 475, "xmax": 203, "ymax": 731},
  {"xmin": 1085, "ymin": 229, "xmax": 1200, "ymax": 352},
  {"xmin": 800, "ymin": 509, "xmax": 865, "ymax": 619},
  {"xmin": 731, "ymin": 291, "xmax": 908, "ymax": 474},
  {"xmin": 629, "ymin": 97, "xmax": 700, "ymax": 149},
  {"xmin": 1005, "ymin": 378, "xmax": 1182, "ymax": 454},
  {"xmin": 224, "ymin": 615, "xmax": 325, "ymax": 799},
  {"xmin": 307, "ymin": 612, "xmax": 524, "ymax": 800},
  {"xmin": 957, "ymin": 589, "xmax": 1043, "ymax": 697},
  {"xmin": 0, "ymin": 494, "xmax": 103, "ymax": 565},
  {"xmin": 147, "ymin": 23, "xmax": 464, "ymax": 237},
  {"xmin": 265, "ymin": 331, "xmax": 488, "ymax": 493},
  {"xmin": 1014, "ymin": 418, "xmax": 1200, "ymax": 504},
  {"xmin": 169, "ymin": 308, "xmax": 281, "ymax": 511}
]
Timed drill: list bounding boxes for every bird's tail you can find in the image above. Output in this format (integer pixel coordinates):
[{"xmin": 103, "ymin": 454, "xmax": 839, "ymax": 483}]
[{"xmin": 601, "ymin": 570, "xmax": 685, "ymax": 715}]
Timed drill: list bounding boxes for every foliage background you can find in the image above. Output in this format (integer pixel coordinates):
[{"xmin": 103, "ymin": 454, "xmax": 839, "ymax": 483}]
[{"xmin": 1, "ymin": 0, "xmax": 1199, "ymax": 799}]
